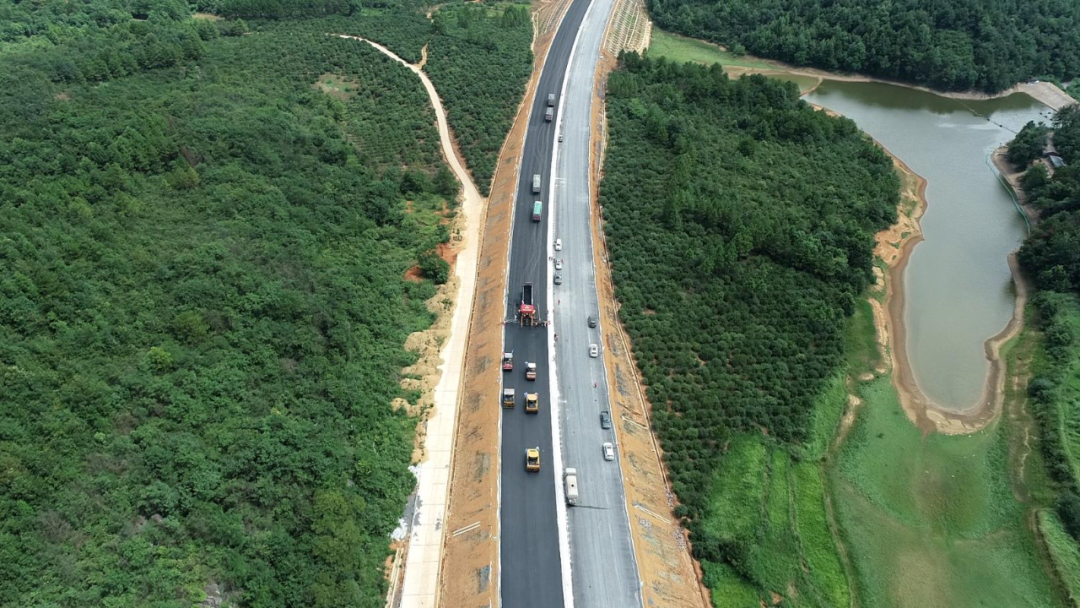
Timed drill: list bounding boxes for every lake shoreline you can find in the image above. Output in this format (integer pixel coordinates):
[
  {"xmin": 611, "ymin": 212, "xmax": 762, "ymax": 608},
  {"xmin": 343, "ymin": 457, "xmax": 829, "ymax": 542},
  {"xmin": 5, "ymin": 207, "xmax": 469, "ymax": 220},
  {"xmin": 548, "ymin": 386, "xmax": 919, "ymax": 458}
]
[
  {"xmin": 723, "ymin": 56, "xmax": 1076, "ymax": 111},
  {"xmin": 809, "ymin": 104, "xmax": 1022, "ymax": 434},
  {"xmin": 873, "ymin": 143, "xmax": 1032, "ymax": 435}
]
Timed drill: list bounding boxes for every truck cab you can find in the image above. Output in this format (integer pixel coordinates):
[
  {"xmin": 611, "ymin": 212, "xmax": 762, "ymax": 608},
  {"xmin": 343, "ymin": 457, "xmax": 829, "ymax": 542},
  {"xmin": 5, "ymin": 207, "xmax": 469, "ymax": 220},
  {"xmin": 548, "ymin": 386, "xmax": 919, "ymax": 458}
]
[
  {"xmin": 525, "ymin": 392, "xmax": 539, "ymax": 413},
  {"xmin": 564, "ymin": 468, "xmax": 579, "ymax": 505},
  {"xmin": 526, "ymin": 448, "xmax": 541, "ymax": 472},
  {"xmin": 525, "ymin": 362, "xmax": 537, "ymax": 381},
  {"xmin": 502, "ymin": 352, "xmax": 514, "ymax": 371},
  {"xmin": 502, "ymin": 388, "xmax": 515, "ymax": 408}
]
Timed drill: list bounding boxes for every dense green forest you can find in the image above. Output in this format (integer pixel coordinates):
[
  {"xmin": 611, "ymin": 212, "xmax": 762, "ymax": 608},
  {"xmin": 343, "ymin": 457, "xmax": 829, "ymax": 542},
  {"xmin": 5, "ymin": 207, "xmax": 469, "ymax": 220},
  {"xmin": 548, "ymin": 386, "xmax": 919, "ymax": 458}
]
[
  {"xmin": 0, "ymin": 1, "xmax": 523, "ymax": 605},
  {"xmin": 599, "ymin": 53, "xmax": 898, "ymax": 601},
  {"xmin": 646, "ymin": 0, "xmax": 1080, "ymax": 92},
  {"xmin": 0, "ymin": 0, "xmax": 533, "ymax": 193},
  {"xmin": 426, "ymin": 4, "xmax": 533, "ymax": 194}
]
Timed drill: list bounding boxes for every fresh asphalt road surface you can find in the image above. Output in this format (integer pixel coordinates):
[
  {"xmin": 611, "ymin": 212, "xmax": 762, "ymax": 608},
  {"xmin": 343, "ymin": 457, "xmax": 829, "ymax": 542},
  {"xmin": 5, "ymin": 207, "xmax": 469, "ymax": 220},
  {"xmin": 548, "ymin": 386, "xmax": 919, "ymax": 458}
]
[
  {"xmin": 499, "ymin": 0, "xmax": 594, "ymax": 605},
  {"xmin": 552, "ymin": 0, "xmax": 642, "ymax": 604}
]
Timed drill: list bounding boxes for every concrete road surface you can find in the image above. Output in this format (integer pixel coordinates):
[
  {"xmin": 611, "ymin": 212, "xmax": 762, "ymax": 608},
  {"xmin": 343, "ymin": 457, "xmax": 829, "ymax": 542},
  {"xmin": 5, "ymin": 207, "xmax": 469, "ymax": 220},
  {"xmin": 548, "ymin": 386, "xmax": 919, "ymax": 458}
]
[
  {"xmin": 550, "ymin": 0, "xmax": 643, "ymax": 605},
  {"xmin": 499, "ymin": 0, "xmax": 595, "ymax": 605}
]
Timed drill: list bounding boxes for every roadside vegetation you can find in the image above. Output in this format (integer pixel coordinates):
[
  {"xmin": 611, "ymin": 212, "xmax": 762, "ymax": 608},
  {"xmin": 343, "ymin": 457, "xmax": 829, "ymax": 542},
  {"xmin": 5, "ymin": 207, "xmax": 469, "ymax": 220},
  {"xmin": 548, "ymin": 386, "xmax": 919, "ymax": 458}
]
[
  {"xmin": 0, "ymin": 1, "xmax": 527, "ymax": 606},
  {"xmin": 645, "ymin": 0, "xmax": 1080, "ymax": 93},
  {"xmin": 599, "ymin": 53, "xmax": 898, "ymax": 604}
]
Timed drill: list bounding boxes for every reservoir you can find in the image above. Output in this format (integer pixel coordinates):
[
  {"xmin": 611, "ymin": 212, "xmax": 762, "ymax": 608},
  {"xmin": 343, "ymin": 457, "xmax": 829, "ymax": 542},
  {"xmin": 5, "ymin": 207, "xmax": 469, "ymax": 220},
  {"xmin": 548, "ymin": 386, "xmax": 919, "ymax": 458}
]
[{"xmin": 804, "ymin": 81, "xmax": 1048, "ymax": 411}]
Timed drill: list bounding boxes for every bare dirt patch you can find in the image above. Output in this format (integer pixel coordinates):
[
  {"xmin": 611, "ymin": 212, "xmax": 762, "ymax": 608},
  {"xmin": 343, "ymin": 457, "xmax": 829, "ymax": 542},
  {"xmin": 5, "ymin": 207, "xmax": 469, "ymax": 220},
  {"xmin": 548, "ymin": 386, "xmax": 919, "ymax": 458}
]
[{"xmin": 193, "ymin": 12, "xmax": 222, "ymax": 20}]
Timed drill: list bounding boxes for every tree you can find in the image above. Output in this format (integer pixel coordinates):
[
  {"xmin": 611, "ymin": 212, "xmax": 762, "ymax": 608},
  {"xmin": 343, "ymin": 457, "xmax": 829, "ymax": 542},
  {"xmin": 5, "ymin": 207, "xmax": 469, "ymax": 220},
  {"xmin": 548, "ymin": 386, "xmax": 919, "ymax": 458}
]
[
  {"xmin": 1006, "ymin": 121, "xmax": 1050, "ymax": 168},
  {"xmin": 434, "ymin": 165, "xmax": 458, "ymax": 198}
]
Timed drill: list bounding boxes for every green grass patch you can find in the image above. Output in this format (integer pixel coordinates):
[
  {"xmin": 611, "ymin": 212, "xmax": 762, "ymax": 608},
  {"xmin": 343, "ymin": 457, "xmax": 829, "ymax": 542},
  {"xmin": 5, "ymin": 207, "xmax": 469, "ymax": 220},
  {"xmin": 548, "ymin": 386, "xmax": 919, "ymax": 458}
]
[
  {"xmin": 1040, "ymin": 510, "xmax": 1080, "ymax": 603},
  {"xmin": 845, "ymin": 298, "xmax": 880, "ymax": 372},
  {"xmin": 701, "ymin": 561, "xmax": 763, "ymax": 608},
  {"xmin": 703, "ymin": 436, "xmax": 768, "ymax": 546},
  {"xmin": 801, "ymin": 373, "xmax": 847, "ymax": 462},
  {"xmin": 793, "ymin": 462, "xmax": 850, "ymax": 607},
  {"xmin": 647, "ymin": 29, "xmax": 773, "ymax": 69},
  {"xmin": 702, "ymin": 436, "xmax": 851, "ymax": 606},
  {"xmin": 1029, "ymin": 293, "xmax": 1080, "ymax": 487},
  {"xmin": 831, "ymin": 373, "xmax": 1060, "ymax": 608}
]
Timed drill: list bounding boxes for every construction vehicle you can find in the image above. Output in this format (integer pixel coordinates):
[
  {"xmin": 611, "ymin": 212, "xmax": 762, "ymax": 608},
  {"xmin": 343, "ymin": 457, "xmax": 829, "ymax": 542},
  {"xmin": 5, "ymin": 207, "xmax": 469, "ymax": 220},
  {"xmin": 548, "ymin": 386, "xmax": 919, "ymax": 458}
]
[
  {"xmin": 545, "ymin": 107, "xmax": 553, "ymax": 122},
  {"xmin": 532, "ymin": 174, "xmax": 541, "ymax": 194},
  {"xmin": 502, "ymin": 388, "xmax": 515, "ymax": 408},
  {"xmin": 525, "ymin": 362, "xmax": 537, "ymax": 381},
  {"xmin": 547, "ymin": 93, "xmax": 555, "ymax": 107},
  {"xmin": 526, "ymin": 448, "xmax": 541, "ymax": 472},
  {"xmin": 502, "ymin": 352, "xmax": 514, "ymax": 371},
  {"xmin": 519, "ymin": 283, "xmax": 536, "ymax": 326},
  {"xmin": 525, "ymin": 392, "xmax": 539, "ymax": 413},
  {"xmin": 564, "ymin": 468, "xmax": 579, "ymax": 505},
  {"xmin": 532, "ymin": 201, "xmax": 543, "ymax": 222}
]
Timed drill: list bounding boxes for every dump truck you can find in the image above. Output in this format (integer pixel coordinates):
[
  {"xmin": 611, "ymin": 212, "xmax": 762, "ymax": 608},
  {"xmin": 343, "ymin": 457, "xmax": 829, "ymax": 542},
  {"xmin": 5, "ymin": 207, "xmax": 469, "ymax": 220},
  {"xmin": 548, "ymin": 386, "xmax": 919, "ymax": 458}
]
[
  {"xmin": 525, "ymin": 362, "xmax": 537, "ymax": 381},
  {"xmin": 532, "ymin": 174, "xmax": 541, "ymax": 194},
  {"xmin": 547, "ymin": 93, "xmax": 555, "ymax": 107},
  {"xmin": 532, "ymin": 201, "xmax": 543, "ymax": 222},
  {"xmin": 526, "ymin": 448, "xmax": 541, "ymax": 472},
  {"xmin": 519, "ymin": 283, "xmax": 536, "ymax": 326},
  {"xmin": 525, "ymin": 392, "xmax": 539, "ymax": 413},
  {"xmin": 502, "ymin": 387, "xmax": 515, "ymax": 408},
  {"xmin": 502, "ymin": 352, "xmax": 514, "ymax": 371},
  {"xmin": 564, "ymin": 468, "xmax": 579, "ymax": 505},
  {"xmin": 545, "ymin": 107, "xmax": 553, "ymax": 122}
]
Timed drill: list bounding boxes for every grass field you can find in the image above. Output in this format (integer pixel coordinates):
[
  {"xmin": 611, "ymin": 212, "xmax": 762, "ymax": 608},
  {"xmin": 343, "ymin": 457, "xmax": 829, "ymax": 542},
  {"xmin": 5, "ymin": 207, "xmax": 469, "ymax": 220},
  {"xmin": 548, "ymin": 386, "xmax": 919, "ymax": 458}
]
[
  {"xmin": 700, "ymin": 435, "xmax": 850, "ymax": 607},
  {"xmin": 828, "ymin": 308, "xmax": 1062, "ymax": 608},
  {"xmin": 1040, "ymin": 509, "xmax": 1080, "ymax": 603},
  {"xmin": 647, "ymin": 29, "xmax": 774, "ymax": 69}
]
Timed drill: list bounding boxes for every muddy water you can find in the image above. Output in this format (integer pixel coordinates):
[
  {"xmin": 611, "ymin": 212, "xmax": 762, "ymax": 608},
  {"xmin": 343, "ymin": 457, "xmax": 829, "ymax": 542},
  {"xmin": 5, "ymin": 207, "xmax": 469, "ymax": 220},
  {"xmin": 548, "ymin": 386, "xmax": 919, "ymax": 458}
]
[{"xmin": 805, "ymin": 81, "xmax": 1049, "ymax": 411}]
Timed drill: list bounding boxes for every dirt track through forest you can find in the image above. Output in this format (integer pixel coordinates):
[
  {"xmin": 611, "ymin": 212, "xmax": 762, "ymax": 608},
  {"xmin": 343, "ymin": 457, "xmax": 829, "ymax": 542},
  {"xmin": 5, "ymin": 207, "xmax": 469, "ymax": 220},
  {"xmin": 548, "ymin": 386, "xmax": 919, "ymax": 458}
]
[{"xmin": 333, "ymin": 33, "xmax": 487, "ymax": 608}]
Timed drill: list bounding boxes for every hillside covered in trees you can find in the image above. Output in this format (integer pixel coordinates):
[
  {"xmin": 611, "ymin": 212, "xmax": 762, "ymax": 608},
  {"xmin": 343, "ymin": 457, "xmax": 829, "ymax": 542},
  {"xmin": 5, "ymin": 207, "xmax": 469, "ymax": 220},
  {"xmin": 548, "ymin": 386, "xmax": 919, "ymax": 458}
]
[
  {"xmin": 599, "ymin": 53, "xmax": 898, "ymax": 601},
  {"xmin": 0, "ymin": 1, "xmax": 526, "ymax": 606},
  {"xmin": 646, "ymin": 0, "xmax": 1080, "ymax": 93}
]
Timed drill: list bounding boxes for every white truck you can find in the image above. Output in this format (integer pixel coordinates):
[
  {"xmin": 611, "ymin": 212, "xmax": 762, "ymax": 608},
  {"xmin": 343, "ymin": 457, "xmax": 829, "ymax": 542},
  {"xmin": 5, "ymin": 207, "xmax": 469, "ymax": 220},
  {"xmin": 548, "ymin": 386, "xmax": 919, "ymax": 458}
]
[{"xmin": 564, "ymin": 468, "xmax": 579, "ymax": 506}]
